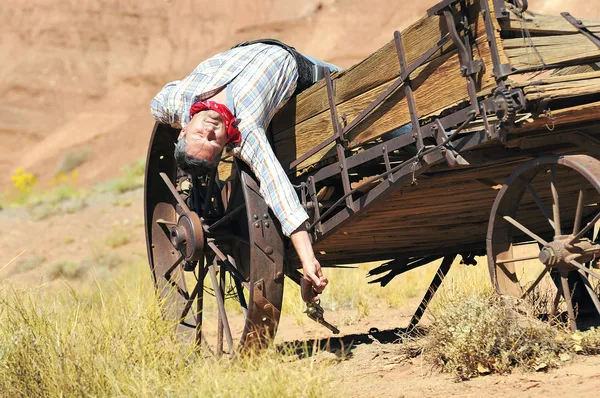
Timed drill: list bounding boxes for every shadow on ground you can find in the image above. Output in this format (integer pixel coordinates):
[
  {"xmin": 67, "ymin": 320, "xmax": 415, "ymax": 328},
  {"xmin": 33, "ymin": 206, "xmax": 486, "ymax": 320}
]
[{"xmin": 279, "ymin": 325, "xmax": 427, "ymax": 359}]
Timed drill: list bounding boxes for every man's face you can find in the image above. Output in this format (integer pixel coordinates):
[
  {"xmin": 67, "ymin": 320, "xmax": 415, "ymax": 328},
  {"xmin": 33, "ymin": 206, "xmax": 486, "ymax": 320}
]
[{"xmin": 179, "ymin": 110, "xmax": 229, "ymax": 163}]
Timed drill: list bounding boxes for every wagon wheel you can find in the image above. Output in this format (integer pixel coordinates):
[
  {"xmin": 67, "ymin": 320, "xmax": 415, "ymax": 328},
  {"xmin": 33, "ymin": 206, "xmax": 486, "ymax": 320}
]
[
  {"xmin": 487, "ymin": 155, "xmax": 600, "ymax": 331},
  {"xmin": 144, "ymin": 123, "xmax": 285, "ymax": 355}
]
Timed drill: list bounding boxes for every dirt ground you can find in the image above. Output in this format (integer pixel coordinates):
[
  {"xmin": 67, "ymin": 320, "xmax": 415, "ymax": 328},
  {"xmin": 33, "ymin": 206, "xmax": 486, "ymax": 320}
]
[{"xmin": 1, "ymin": 189, "xmax": 599, "ymax": 397}]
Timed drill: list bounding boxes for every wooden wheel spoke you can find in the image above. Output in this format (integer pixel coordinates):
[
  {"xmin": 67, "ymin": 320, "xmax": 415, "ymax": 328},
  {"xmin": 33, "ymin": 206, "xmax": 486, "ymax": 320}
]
[
  {"xmin": 503, "ymin": 215, "xmax": 548, "ymax": 246},
  {"xmin": 496, "ymin": 254, "xmax": 539, "ymax": 265},
  {"xmin": 569, "ymin": 259, "xmax": 600, "ymax": 282},
  {"xmin": 570, "ymin": 211, "xmax": 600, "ymax": 244},
  {"xmin": 577, "ymin": 270, "xmax": 600, "ymax": 316},
  {"xmin": 573, "ymin": 188, "xmax": 585, "ymax": 235},
  {"xmin": 550, "ymin": 165, "xmax": 562, "ymax": 236},
  {"xmin": 520, "ymin": 266, "xmax": 549, "ymax": 299},
  {"xmin": 560, "ymin": 272, "xmax": 577, "ymax": 332},
  {"xmin": 524, "ymin": 182, "xmax": 555, "ymax": 230},
  {"xmin": 550, "ymin": 287, "xmax": 562, "ymax": 318}
]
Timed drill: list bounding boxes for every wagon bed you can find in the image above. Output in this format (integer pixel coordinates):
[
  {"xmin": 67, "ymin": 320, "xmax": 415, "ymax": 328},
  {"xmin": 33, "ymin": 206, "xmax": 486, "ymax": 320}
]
[{"xmin": 145, "ymin": 0, "xmax": 600, "ymax": 355}]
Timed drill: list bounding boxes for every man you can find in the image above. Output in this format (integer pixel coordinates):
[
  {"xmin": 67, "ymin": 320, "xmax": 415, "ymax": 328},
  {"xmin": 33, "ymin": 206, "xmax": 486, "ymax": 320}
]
[{"xmin": 151, "ymin": 41, "xmax": 341, "ymax": 302}]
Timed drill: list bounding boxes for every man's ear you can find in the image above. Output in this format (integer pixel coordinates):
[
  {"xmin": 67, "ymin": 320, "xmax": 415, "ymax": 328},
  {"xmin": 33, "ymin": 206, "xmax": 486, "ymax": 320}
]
[{"xmin": 178, "ymin": 127, "xmax": 186, "ymax": 140}]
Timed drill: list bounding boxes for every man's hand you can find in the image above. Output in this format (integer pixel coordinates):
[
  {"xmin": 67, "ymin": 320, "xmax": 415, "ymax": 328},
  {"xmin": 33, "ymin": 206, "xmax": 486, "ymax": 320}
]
[
  {"xmin": 300, "ymin": 257, "xmax": 328, "ymax": 302},
  {"xmin": 290, "ymin": 225, "xmax": 328, "ymax": 302}
]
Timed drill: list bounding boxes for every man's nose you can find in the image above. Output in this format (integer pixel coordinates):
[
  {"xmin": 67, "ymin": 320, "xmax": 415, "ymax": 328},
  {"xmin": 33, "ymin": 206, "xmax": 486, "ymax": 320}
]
[{"xmin": 204, "ymin": 126, "xmax": 216, "ymax": 140}]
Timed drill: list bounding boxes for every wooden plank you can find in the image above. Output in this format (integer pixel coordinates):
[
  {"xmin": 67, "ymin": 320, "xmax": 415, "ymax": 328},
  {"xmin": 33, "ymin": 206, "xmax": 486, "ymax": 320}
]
[
  {"xmin": 512, "ymin": 100, "xmax": 600, "ymax": 133},
  {"xmin": 509, "ymin": 70, "xmax": 600, "ymax": 88},
  {"xmin": 505, "ymin": 9, "xmax": 600, "ymax": 35},
  {"xmin": 271, "ymin": 0, "xmax": 502, "ymax": 171},
  {"xmin": 504, "ymin": 34, "xmax": 600, "ymax": 69},
  {"xmin": 524, "ymin": 79, "xmax": 600, "ymax": 101},
  {"xmin": 271, "ymin": 5, "xmax": 460, "ymax": 134},
  {"xmin": 275, "ymin": 35, "xmax": 496, "ymax": 170}
]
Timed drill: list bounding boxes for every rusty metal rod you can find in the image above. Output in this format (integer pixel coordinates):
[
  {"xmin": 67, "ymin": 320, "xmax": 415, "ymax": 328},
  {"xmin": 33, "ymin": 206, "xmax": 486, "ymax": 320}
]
[
  {"xmin": 208, "ymin": 263, "xmax": 235, "ymax": 357},
  {"xmin": 309, "ymin": 111, "xmax": 476, "ymax": 230},
  {"xmin": 159, "ymin": 172, "xmax": 192, "ymax": 214}
]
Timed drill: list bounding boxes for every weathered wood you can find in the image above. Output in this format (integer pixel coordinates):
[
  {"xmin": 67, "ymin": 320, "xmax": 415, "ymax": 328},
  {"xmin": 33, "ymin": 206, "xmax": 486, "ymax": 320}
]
[
  {"xmin": 271, "ymin": 0, "xmax": 503, "ymax": 171},
  {"xmin": 505, "ymin": 9, "xmax": 600, "ymax": 35},
  {"xmin": 524, "ymin": 79, "xmax": 600, "ymax": 101},
  {"xmin": 504, "ymin": 35, "xmax": 600, "ymax": 69},
  {"xmin": 513, "ymin": 100, "xmax": 600, "ymax": 133}
]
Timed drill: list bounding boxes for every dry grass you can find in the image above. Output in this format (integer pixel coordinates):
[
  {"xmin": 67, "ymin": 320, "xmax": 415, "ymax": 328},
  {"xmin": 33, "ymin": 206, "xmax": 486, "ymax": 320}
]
[{"xmin": 0, "ymin": 261, "xmax": 328, "ymax": 397}]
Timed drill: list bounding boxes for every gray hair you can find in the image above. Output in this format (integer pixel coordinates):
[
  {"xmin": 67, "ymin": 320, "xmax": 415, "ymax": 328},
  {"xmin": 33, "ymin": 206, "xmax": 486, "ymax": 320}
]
[{"xmin": 174, "ymin": 136, "xmax": 216, "ymax": 176}]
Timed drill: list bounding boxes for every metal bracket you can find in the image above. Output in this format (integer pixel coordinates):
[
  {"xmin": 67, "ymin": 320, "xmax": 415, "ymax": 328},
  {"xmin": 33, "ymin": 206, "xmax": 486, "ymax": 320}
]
[
  {"xmin": 481, "ymin": 0, "xmax": 513, "ymax": 81},
  {"xmin": 561, "ymin": 12, "xmax": 600, "ymax": 49},
  {"xmin": 394, "ymin": 30, "xmax": 424, "ymax": 151}
]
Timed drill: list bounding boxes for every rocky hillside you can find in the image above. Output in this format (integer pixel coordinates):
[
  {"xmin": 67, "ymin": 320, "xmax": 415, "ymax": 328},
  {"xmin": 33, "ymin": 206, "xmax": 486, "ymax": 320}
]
[{"xmin": 0, "ymin": 0, "xmax": 596, "ymax": 188}]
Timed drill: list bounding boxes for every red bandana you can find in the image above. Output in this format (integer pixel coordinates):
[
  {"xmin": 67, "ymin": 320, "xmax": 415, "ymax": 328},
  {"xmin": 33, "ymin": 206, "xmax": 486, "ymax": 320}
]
[{"xmin": 189, "ymin": 100, "xmax": 241, "ymax": 144}]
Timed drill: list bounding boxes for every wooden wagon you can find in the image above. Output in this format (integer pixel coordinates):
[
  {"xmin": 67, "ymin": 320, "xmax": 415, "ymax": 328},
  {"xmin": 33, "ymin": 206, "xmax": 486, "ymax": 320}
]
[{"xmin": 144, "ymin": 0, "xmax": 600, "ymax": 355}]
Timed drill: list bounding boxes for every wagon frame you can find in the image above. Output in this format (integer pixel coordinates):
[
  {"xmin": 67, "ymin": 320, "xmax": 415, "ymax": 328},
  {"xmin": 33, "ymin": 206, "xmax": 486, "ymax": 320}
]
[{"xmin": 145, "ymin": 0, "xmax": 600, "ymax": 356}]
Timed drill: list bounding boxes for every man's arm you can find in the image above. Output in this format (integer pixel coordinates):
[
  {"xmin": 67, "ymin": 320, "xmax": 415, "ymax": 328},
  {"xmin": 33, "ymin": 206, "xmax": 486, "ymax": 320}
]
[
  {"xmin": 236, "ymin": 127, "xmax": 328, "ymax": 299},
  {"xmin": 150, "ymin": 80, "xmax": 182, "ymax": 127}
]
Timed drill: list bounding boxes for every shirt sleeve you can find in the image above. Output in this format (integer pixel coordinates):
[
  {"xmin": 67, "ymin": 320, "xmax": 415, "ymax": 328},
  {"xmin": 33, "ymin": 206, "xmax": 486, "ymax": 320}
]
[
  {"xmin": 150, "ymin": 80, "xmax": 182, "ymax": 127},
  {"xmin": 236, "ymin": 127, "xmax": 309, "ymax": 236}
]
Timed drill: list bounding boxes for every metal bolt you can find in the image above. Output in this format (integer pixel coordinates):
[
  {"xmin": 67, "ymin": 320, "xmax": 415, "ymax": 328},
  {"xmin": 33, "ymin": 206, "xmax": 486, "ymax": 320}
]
[
  {"xmin": 265, "ymin": 222, "xmax": 270, "ymax": 228},
  {"xmin": 382, "ymin": 146, "xmax": 386, "ymax": 152},
  {"xmin": 263, "ymin": 213, "xmax": 268, "ymax": 219},
  {"xmin": 339, "ymin": 164, "xmax": 344, "ymax": 170},
  {"xmin": 262, "ymin": 317, "xmax": 268, "ymax": 323},
  {"xmin": 264, "ymin": 303, "xmax": 273, "ymax": 312},
  {"xmin": 253, "ymin": 214, "xmax": 258, "ymax": 220},
  {"xmin": 151, "ymin": 244, "xmax": 155, "ymax": 249},
  {"xmin": 254, "ymin": 222, "xmax": 260, "ymax": 228},
  {"xmin": 171, "ymin": 251, "xmax": 175, "ymax": 255},
  {"xmin": 265, "ymin": 246, "xmax": 274, "ymax": 255},
  {"xmin": 275, "ymin": 271, "xmax": 283, "ymax": 280}
]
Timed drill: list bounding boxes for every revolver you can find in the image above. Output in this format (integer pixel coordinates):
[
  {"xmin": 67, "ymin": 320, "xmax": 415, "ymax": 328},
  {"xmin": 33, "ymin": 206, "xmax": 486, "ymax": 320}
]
[{"xmin": 305, "ymin": 300, "xmax": 340, "ymax": 334}]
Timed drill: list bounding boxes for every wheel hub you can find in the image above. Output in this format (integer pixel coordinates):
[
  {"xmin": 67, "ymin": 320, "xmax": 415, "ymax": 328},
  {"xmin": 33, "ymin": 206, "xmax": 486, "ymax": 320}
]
[
  {"xmin": 539, "ymin": 235, "xmax": 597, "ymax": 271},
  {"xmin": 170, "ymin": 212, "xmax": 205, "ymax": 261}
]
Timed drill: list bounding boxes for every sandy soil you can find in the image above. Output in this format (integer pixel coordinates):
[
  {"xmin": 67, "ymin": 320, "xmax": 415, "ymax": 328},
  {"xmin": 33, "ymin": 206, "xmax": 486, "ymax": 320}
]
[{"xmin": 1, "ymin": 190, "xmax": 599, "ymax": 397}]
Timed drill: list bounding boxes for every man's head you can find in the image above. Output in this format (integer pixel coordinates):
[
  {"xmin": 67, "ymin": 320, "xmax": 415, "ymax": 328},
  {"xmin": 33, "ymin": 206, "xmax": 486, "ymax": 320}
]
[{"xmin": 174, "ymin": 100, "xmax": 241, "ymax": 175}]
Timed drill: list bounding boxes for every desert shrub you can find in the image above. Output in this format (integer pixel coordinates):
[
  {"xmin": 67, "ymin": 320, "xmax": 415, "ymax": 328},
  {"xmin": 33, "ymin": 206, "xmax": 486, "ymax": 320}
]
[
  {"xmin": 104, "ymin": 226, "xmax": 131, "ymax": 248},
  {"xmin": 10, "ymin": 254, "xmax": 45, "ymax": 275},
  {"xmin": 55, "ymin": 147, "xmax": 92, "ymax": 174},
  {"xmin": 573, "ymin": 328, "xmax": 600, "ymax": 354},
  {"xmin": 100, "ymin": 158, "xmax": 146, "ymax": 194},
  {"xmin": 419, "ymin": 292, "xmax": 572, "ymax": 380},
  {"xmin": 48, "ymin": 260, "xmax": 87, "ymax": 280}
]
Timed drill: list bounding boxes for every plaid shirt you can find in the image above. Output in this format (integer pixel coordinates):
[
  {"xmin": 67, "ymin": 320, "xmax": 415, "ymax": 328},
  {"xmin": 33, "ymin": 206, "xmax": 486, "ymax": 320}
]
[{"xmin": 150, "ymin": 44, "xmax": 307, "ymax": 236}]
